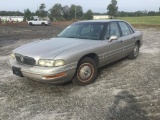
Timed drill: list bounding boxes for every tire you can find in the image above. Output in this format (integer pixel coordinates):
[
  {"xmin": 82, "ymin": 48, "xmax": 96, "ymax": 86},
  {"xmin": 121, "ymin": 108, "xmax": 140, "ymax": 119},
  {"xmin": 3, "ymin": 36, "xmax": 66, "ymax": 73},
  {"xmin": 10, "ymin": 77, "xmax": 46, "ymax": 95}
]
[
  {"xmin": 29, "ymin": 22, "xmax": 32, "ymax": 26},
  {"xmin": 128, "ymin": 42, "xmax": 139, "ymax": 59},
  {"xmin": 41, "ymin": 22, "xmax": 45, "ymax": 26},
  {"xmin": 72, "ymin": 57, "xmax": 97, "ymax": 86}
]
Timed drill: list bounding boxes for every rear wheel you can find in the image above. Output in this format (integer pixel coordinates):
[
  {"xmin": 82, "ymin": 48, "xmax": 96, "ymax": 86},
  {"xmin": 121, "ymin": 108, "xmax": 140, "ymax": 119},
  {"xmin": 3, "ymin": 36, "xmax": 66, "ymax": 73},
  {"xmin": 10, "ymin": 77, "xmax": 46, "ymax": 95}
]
[
  {"xmin": 72, "ymin": 57, "xmax": 97, "ymax": 86},
  {"xmin": 128, "ymin": 42, "xmax": 139, "ymax": 59},
  {"xmin": 41, "ymin": 22, "xmax": 45, "ymax": 26}
]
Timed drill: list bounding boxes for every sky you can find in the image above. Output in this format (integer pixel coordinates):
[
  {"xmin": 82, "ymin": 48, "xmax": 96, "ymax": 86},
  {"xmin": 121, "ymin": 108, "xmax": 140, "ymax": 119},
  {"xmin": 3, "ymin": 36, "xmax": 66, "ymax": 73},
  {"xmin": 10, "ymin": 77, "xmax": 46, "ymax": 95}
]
[{"xmin": 0, "ymin": 0, "xmax": 160, "ymax": 13}]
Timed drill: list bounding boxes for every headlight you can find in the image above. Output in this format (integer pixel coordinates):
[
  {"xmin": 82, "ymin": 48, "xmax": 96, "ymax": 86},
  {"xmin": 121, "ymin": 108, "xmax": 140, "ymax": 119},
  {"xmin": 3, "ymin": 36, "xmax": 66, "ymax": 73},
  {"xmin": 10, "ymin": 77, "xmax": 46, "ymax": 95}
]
[
  {"xmin": 11, "ymin": 53, "xmax": 15, "ymax": 59},
  {"xmin": 54, "ymin": 59, "xmax": 65, "ymax": 67},
  {"xmin": 38, "ymin": 60, "xmax": 54, "ymax": 67},
  {"xmin": 38, "ymin": 59, "xmax": 65, "ymax": 67}
]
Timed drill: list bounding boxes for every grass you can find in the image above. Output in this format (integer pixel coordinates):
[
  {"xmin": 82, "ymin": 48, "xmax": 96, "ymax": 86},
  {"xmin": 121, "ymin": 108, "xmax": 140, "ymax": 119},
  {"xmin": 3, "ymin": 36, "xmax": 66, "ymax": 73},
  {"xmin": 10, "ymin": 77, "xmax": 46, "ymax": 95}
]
[{"xmin": 117, "ymin": 16, "xmax": 160, "ymax": 28}]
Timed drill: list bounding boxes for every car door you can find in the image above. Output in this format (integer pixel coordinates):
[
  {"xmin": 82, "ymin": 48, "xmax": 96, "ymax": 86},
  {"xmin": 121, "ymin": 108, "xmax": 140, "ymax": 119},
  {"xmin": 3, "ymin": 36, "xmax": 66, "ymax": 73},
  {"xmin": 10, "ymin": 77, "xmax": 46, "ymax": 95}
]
[
  {"xmin": 118, "ymin": 21, "xmax": 136, "ymax": 56},
  {"xmin": 33, "ymin": 19, "xmax": 39, "ymax": 25},
  {"xmin": 32, "ymin": 19, "xmax": 36, "ymax": 25},
  {"xmin": 101, "ymin": 22, "xmax": 124, "ymax": 66}
]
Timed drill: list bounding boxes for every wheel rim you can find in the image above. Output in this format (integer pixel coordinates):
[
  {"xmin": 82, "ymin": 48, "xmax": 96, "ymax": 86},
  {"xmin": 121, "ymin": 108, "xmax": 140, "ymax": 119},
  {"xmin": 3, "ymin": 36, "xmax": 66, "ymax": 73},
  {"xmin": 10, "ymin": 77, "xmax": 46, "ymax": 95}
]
[
  {"xmin": 133, "ymin": 44, "xmax": 139, "ymax": 57},
  {"xmin": 77, "ymin": 63, "xmax": 94, "ymax": 82}
]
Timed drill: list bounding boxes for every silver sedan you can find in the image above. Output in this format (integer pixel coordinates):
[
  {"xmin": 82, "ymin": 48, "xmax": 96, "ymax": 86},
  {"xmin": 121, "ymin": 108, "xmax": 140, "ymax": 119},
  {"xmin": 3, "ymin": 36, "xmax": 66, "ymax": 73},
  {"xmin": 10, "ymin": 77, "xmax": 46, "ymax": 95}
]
[{"xmin": 8, "ymin": 20, "xmax": 143, "ymax": 86}]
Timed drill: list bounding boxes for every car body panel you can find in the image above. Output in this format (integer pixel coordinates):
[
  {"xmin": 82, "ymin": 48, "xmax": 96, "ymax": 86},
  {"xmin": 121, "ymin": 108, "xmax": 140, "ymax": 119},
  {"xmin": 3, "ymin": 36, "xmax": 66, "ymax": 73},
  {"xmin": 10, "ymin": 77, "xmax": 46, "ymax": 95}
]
[
  {"xmin": 8, "ymin": 20, "xmax": 143, "ymax": 84},
  {"xmin": 27, "ymin": 20, "xmax": 50, "ymax": 26},
  {"xmin": 100, "ymin": 38, "xmax": 124, "ymax": 66},
  {"xmin": 7, "ymin": 58, "xmax": 77, "ymax": 83}
]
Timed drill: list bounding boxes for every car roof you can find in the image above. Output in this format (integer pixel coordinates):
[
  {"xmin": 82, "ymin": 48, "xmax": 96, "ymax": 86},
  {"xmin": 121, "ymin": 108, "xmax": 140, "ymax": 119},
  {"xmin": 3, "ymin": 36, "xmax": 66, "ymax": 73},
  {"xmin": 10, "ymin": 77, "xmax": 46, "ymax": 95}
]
[{"xmin": 77, "ymin": 19, "xmax": 125, "ymax": 23}]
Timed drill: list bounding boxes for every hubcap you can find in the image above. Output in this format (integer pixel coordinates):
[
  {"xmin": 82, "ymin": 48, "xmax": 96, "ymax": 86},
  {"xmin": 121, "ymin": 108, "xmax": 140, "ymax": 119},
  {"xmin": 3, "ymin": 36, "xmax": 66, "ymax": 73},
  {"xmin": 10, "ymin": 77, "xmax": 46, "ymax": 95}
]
[
  {"xmin": 133, "ymin": 45, "xmax": 139, "ymax": 57},
  {"xmin": 77, "ymin": 63, "xmax": 94, "ymax": 82}
]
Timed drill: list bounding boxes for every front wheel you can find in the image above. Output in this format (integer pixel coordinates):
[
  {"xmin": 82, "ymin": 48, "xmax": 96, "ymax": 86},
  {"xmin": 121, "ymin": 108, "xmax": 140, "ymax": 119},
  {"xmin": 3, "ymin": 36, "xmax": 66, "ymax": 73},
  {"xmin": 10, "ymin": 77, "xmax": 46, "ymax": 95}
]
[
  {"xmin": 29, "ymin": 22, "xmax": 32, "ymax": 26},
  {"xmin": 72, "ymin": 57, "xmax": 97, "ymax": 86},
  {"xmin": 128, "ymin": 43, "xmax": 139, "ymax": 59}
]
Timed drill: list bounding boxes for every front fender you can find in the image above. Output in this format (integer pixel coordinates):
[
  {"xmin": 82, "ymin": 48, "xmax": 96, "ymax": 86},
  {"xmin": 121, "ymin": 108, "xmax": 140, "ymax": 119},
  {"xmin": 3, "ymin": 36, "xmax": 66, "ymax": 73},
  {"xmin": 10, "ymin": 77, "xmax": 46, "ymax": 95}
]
[{"xmin": 54, "ymin": 41, "xmax": 103, "ymax": 68}]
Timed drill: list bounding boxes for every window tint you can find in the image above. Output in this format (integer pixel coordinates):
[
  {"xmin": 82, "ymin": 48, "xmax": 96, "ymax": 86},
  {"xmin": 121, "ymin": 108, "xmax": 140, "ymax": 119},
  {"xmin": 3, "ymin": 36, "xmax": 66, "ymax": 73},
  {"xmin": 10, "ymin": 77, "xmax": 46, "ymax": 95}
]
[
  {"xmin": 127, "ymin": 24, "xmax": 134, "ymax": 34},
  {"xmin": 106, "ymin": 22, "xmax": 121, "ymax": 39},
  {"xmin": 80, "ymin": 24, "xmax": 103, "ymax": 35},
  {"xmin": 118, "ymin": 22, "xmax": 131, "ymax": 36},
  {"xmin": 58, "ymin": 22, "xmax": 104, "ymax": 40},
  {"xmin": 80, "ymin": 25, "xmax": 92, "ymax": 35},
  {"xmin": 60, "ymin": 25, "xmax": 79, "ymax": 37}
]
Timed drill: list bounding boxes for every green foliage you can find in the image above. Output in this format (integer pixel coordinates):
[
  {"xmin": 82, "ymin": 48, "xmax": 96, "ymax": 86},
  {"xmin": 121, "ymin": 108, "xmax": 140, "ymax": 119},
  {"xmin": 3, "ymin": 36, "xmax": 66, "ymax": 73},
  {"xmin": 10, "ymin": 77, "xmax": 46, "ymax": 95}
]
[
  {"xmin": 0, "ymin": 11, "xmax": 23, "ymax": 16},
  {"xmin": 107, "ymin": 0, "xmax": 118, "ymax": 18},
  {"xmin": 38, "ymin": 3, "xmax": 48, "ymax": 18},
  {"xmin": 2, "ymin": 2, "xmax": 160, "ymax": 23},
  {"xmin": 24, "ymin": 9, "xmax": 32, "ymax": 21},
  {"xmin": 49, "ymin": 3, "xmax": 83, "ymax": 21},
  {"xmin": 69, "ymin": 4, "xmax": 83, "ymax": 20},
  {"xmin": 117, "ymin": 11, "xmax": 160, "ymax": 17},
  {"xmin": 49, "ymin": 3, "xmax": 63, "ymax": 21},
  {"xmin": 62, "ymin": 5, "xmax": 70, "ymax": 20},
  {"xmin": 76, "ymin": 5, "xmax": 83, "ymax": 19},
  {"xmin": 118, "ymin": 16, "xmax": 160, "ymax": 25},
  {"xmin": 69, "ymin": 4, "xmax": 76, "ymax": 19},
  {"xmin": 35, "ymin": 10, "xmax": 39, "ymax": 16},
  {"xmin": 84, "ymin": 10, "xmax": 93, "ymax": 20}
]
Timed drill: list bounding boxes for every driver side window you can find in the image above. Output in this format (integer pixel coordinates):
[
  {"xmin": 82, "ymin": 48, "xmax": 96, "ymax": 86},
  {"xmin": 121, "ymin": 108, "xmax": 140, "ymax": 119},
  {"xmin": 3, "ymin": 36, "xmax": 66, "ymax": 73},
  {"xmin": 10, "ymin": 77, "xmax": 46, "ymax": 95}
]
[{"xmin": 106, "ymin": 22, "xmax": 121, "ymax": 39}]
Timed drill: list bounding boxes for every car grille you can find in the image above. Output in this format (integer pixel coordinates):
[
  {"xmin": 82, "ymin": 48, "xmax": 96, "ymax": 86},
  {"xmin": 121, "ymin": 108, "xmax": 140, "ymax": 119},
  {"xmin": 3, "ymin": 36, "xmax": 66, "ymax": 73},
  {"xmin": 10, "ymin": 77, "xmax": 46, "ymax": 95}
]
[{"xmin": 15, "ymin": 54, "xmax": 35, "ymax": 66}]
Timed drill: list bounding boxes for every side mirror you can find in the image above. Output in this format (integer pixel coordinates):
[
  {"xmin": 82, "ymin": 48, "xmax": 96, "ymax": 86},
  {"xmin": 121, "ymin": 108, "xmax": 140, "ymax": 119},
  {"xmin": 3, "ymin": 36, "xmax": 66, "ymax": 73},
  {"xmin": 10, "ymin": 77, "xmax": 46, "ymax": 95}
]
[{"xmin": 109, "ymin": 36, "xmax": 118, "ymax": 42}]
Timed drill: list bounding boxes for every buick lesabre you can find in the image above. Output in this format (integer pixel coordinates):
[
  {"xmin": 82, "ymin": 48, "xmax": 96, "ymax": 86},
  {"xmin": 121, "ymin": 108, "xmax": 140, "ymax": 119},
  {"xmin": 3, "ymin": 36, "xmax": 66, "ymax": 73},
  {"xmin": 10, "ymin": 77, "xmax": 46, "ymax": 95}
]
[{"xmin": 8, "ymin": 20, "xmax": 143, "ymax": 86}]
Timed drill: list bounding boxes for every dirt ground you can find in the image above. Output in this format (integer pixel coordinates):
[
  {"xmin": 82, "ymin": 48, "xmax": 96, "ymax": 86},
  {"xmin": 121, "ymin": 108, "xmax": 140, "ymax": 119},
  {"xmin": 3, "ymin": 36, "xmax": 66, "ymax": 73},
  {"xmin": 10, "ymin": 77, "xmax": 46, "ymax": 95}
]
[{"xmin": 0, "ymin": 23, "xmax": 160, "ymax": 120}]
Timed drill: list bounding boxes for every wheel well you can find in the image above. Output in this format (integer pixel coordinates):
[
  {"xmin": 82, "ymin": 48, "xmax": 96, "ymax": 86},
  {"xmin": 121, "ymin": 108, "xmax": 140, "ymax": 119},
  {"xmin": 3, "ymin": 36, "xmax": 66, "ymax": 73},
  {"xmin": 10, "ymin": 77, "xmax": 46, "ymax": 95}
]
[
  {"xmin": 78, "ymin": 53, "xmax": 99, "ymax": 66},
  {"xmin": 136, "ymin": 40, "xmax": 140, "ymax": 47}
]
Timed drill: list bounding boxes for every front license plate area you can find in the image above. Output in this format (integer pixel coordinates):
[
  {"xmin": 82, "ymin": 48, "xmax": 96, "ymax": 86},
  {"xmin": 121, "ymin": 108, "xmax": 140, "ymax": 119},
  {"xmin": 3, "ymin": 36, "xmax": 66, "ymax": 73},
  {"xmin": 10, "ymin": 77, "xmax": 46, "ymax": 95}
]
[{"xmin": 12, "ymin": 67, "xmax": 24, "ymax": 77}]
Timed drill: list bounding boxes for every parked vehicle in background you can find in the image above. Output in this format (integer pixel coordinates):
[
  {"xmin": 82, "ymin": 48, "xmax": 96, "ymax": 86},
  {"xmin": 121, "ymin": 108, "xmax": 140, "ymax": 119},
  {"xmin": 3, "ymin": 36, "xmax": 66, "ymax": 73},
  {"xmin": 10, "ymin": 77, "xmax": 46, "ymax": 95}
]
[
  {"xmin": 27, "ymin": 18, "xmax": 51, "ymax": 26},
  {"xmin": 8, "ymin": 20, "xmax": 143, "ymax": 86}
]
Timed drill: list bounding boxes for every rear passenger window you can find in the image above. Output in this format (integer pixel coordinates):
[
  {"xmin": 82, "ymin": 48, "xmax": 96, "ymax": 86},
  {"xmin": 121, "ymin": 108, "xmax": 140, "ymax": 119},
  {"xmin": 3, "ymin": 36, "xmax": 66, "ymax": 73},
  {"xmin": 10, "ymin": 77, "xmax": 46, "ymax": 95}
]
[
  {"xmin": 118, "ymin": 22, "xmax": 131, "ymax": 36},
  {"xmin": 128, "ymin": 24, "xmax": 134, "ymax": 34}
]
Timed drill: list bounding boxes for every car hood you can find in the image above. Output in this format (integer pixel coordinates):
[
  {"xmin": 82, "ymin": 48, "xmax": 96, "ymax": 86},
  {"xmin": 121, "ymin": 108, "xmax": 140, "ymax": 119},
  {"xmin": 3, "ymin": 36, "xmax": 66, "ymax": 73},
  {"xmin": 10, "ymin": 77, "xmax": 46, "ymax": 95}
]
[{"xmin": 13, "ymin": 38, "xmax": 99, "ymax": 59}]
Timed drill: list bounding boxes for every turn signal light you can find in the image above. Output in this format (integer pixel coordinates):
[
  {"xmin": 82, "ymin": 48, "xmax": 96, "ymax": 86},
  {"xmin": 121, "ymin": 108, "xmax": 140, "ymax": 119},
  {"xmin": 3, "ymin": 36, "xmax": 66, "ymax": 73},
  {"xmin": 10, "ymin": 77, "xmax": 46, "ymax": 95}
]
[{"xmin": 42, "ymin": 72, "xmax": 66, "ymax": 79}]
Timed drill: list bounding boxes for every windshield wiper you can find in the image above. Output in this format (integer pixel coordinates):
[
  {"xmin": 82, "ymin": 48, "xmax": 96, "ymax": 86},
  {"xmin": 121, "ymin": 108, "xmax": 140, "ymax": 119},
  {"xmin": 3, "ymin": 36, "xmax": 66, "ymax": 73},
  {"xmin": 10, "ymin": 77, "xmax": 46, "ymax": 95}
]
[
  {"xmin": 57, "ymin": 36, "xmax": 98, "ymax": 40},
  {"xmin": 77, "ymin": 36, "xmax": 99, "ymax": 40},
  {"xmin": 58, "ymin": 36, "xmax": 78, "ymax": 38},
  {"xmin": 66, "ymin": 36, "xmax": 77, "ymax": 38}
]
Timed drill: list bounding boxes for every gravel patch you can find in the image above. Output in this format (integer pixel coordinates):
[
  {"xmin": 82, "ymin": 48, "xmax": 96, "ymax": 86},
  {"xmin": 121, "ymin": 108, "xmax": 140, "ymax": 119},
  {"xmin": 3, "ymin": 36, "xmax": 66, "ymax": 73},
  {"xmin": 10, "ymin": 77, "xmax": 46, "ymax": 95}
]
[{"xmin": 0, "ymin": 25, "xmax": 160, "ymax": 120}]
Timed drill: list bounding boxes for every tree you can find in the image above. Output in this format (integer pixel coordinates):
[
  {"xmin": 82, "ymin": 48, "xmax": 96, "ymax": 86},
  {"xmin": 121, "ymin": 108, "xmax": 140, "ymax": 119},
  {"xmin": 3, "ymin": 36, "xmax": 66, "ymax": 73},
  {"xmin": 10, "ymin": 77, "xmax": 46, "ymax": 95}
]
[
  {"xmin": 39, "ymin": 3, "xmax": 48, "ymax": 18},
  {"xmin": 49, "ymin": 3, "xmax": 63, "ymax": 21},
  {"xmin": 35, "ymin": 10, "xmax": 39, "ymax": 16},
  {"xmin": 76, "ymin": 5, "xmax": 83, "ymax": 19},
  {"xmin": 0, "ymin": 11, "xmax": 23, "ymax": 16},
  {"xmin": 36, "ymin": 3, "xmax": 48, "ymax": 18},
  {"xmin": 69, "ymin": 4, "xmax": 83, "ymax": 20},
  {"xmin": 83, "ymin": 10, "xmax": 93, "ymax": 20},
  {"xmin": 69, "ymin": 4, "xmax": 77, "ymax": 19},
  {"xmin": 107, "ymin": 0, "xmax": 118, "ymax": 18},
  {"xmin": 62, "ymin": 5, "xmax": 71, "ymax": 20},
  {"xmin": 24, "ymin": 9, "xmax": 32, "ymax": 21}
]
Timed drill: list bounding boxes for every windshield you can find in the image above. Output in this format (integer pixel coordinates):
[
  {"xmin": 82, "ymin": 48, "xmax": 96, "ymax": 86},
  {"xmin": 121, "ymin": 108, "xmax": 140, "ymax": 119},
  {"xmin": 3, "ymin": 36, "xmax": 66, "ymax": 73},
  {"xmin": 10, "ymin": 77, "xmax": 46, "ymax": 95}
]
[{"xmin": 58, "ymin": 22, "xmax": 105, "ymax": 40}]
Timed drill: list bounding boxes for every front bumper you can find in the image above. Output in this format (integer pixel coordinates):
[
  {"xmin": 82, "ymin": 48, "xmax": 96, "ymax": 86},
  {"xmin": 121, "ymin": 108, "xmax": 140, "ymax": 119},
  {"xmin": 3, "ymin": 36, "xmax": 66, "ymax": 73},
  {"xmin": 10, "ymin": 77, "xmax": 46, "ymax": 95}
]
[{"xmin": 7, "ymin": 59, "xmax": 77, "ymax": 84}]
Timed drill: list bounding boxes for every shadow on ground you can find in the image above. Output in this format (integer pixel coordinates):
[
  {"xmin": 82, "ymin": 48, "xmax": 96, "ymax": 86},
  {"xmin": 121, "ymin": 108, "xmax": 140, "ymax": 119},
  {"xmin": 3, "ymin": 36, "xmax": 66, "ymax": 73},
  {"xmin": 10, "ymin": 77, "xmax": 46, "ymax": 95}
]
[{"xmin": 107, "ymin": 91, "xmax": 148, "ymax": 120}]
